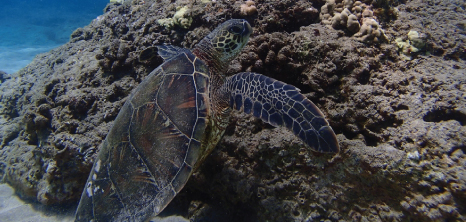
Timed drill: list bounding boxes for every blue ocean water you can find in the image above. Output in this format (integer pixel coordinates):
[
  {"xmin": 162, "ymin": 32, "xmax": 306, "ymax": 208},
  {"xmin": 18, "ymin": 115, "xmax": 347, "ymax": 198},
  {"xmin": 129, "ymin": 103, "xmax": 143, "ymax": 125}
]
[{"xmin": 0, "ymin": 0, "xmax": 108, "ymax": 74}]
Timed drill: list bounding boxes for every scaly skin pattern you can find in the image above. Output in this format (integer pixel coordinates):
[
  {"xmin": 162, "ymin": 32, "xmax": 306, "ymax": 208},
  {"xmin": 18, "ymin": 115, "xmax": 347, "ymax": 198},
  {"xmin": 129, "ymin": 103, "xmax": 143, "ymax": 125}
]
[
  {"xmin": 223, "ymin": 72, "xmax": 339, "ymax": 153},
  {"xmin": 191, "ymin": 19, "xmax": 253, "ymax": 170}
]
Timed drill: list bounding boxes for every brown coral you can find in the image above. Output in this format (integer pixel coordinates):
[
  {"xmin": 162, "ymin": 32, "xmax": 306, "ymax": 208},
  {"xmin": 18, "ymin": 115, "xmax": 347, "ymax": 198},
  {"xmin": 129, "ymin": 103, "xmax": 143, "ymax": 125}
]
[
  {"xmin": 240, "ymin": 1, "xmax": 257, "ymax": 16},
  {"xmin": 354, "ymin": 18, "xmax": 388, "ymax": 43}
]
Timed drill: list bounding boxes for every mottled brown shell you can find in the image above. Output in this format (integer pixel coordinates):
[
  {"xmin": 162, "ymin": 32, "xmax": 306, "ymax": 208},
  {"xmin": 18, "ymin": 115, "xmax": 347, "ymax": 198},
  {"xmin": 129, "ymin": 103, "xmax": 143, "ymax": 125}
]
[{"xmin": 75, "ymin": 51, "xmax": 210, "ymax": 221}]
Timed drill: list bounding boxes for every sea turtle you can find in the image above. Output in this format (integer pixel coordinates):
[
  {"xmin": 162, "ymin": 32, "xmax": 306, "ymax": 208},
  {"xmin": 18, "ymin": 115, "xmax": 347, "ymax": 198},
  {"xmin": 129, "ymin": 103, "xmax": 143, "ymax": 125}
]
[{"xmin": 75, "ymin": 19, "xmax": 339, "ymax": 221}]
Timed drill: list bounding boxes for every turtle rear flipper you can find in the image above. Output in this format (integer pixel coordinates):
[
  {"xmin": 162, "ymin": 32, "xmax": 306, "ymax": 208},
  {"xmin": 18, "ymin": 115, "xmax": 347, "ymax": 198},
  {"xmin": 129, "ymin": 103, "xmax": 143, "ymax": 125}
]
[
  {"xmin": 139, "ymin": 47, "xmax": 158, "ymax": 62},
  {"xmin": 139, "ymin": 45, "xmax": 190, "ymax": 62},
  {"xmin": 223, "ymin": 72, "xmax": 339, "ymax": 153},
  {"xmin": 156, "ymin": 45, "xmax": 191, "ymax": 61}
]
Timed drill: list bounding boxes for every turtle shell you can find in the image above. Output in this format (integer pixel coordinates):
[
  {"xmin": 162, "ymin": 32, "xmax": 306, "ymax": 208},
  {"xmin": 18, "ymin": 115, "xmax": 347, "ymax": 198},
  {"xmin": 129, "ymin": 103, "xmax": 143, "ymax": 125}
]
[{"xmin": 75, "ymin": 51, "xmax": 211, "ymax": 221}]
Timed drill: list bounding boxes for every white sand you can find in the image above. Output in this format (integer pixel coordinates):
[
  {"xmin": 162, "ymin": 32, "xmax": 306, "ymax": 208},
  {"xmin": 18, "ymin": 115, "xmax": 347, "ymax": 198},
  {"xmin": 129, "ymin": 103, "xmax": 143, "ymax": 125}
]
[
  {"xmin": 0, "ymin": 183, "xmax": 189, "ymax": 222},
  {"xmin": 0, "ymin": 184, "xmax": 74, "ymax": 222}
]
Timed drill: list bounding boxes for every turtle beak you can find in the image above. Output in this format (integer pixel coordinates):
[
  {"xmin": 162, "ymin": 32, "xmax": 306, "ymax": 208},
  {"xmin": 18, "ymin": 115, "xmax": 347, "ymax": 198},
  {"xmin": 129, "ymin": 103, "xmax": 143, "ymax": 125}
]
[{"xmin": 242, "ymin": 20, "xmax": 253, "ymax": 37}]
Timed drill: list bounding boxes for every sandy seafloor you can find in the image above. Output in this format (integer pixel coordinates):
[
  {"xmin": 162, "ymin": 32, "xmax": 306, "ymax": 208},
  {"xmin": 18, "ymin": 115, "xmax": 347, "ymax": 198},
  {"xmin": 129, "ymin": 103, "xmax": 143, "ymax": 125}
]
[
  {"xmin": 0, "ymin": 183, "xmax": 187, "ymax": 221},
  {"xmin": 0, "ymin": 0, "xmax": 465, "ymax": 221},
  {"xmin": 0, "ymin": 183, "xmax": 74, "ymax": 221}
]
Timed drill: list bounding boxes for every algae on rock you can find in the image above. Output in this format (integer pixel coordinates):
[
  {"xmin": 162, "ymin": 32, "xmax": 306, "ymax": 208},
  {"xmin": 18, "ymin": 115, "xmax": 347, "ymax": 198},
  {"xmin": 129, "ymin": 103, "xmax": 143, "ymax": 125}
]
[
  {"xmin": 395, "ymin": 30, "xmax": 427, "ymax": 60},
  {"xmin": 157, "ymin": 6, "xmax": 193, "ymax": 30}
]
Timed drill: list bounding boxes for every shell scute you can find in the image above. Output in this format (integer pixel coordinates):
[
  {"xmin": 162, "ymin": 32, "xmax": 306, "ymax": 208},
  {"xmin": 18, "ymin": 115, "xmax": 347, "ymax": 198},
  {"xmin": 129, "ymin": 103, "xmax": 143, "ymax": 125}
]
[
  {"xmin": 185, "ymin": 140, "xmax": 201, "ymax": 167},
  {"xmin": 161, "ymin": 53, "xmax": 194, "ymax": 75},
  {"xmin": 89, "ymin": 175, "xmax": 125, "ymax": 221},
  {"xmin": 131, "ymin": 68, "xmax": 164, "ymax": 107},
  {"xmin": 107, "ymin": 142, "xmax": 160, "ymax": 204},
  {"xmin": 196, "ymin": 94, "xmax": 208, "ymax": 118},
  {"xmin": 192, "ymin": 117, "xmax": 206, "ymax": 141},
  {"xmin": 194, "ymin": 72, "xmax": 209, "ymax": 93},
  {"xmin": 130, "ymin": 106, "xmax": 188, "ymax": 182},
  {"xmin": 172, "ymin": 163, "xmax": 193, "ymax": 192},
  {"xmin": 106, "ymin": 101, "xmax": 132, "ymax": 145},
  {"xmin": 157, "ymin": 74, "xmax": 198, "ymax": 136},
  {"xmin": 194, "ymin": 57, "xmax": 209, "ymax": 74}
]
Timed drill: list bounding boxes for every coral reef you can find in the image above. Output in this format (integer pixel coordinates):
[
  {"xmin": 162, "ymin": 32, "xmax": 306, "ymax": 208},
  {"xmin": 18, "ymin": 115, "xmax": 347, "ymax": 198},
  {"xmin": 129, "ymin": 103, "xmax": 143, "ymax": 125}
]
[
  {"xmin": 240, "ymin": 1, "xmax": 257, "ymax": 16},
  {"xmin": 332, "ymin": 8, "xmax": 360, "ymax": 33},
  {"xmin": 0, "ymin": 0, "xmax": 465, "ymax": 221},
  {"xmin": 158, "ymin": 6, "xmax": 193, "ymax": 29},
  {"xmin": 353, "ymin": 18, "xmax": 388, "ymax": 43},
  {"xmin": 320, "ymin": 0, "xmax": 388, "ymax": 43},
  {"xmin": 173, "ymin": 6, "xmax": 193, "ymax": 29}
]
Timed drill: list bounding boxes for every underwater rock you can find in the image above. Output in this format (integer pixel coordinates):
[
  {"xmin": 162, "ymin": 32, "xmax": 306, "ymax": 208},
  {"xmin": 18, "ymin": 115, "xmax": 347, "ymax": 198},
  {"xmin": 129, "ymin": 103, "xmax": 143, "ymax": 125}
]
[
  {"xmin": 0, "ymin": 70, "xmax": 10, "ymax": 84},
  {"xmin": 109, "ymin": 0, "xmax": 130, "ymax": 4},
  {"xmin": 0, "ymin": 0, "xmax": 465, "ymax": 221}
]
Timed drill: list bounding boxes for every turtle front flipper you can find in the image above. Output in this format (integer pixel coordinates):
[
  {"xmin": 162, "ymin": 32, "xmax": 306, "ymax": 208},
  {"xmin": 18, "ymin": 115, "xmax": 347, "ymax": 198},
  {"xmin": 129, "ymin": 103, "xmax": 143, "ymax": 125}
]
[{"xmin": 223, "ymin": 72, "xmax": 339, "ymax": 153}]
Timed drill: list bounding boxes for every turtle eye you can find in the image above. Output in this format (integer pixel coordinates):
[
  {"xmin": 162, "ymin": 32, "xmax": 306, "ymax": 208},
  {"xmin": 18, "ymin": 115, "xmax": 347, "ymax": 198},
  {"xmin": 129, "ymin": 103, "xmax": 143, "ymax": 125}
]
[{"xmin": 229, "ymin": 25, "xmax": 242, "ymax": 34}]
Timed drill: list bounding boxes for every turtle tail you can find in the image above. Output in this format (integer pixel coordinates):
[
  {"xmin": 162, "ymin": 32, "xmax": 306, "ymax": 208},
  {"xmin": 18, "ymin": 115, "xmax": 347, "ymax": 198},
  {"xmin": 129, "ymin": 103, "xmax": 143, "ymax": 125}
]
[{"xmin": 222, "ymin": 72, "xmax": 339, "ymax": 153}]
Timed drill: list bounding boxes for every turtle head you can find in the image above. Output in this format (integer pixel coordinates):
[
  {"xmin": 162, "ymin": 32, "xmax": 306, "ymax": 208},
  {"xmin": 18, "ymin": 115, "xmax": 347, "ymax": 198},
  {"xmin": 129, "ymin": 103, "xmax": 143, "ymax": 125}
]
[
  {"xmin": 195, "ymin": 19, "xmax": 252, "ymax": 66},
  {"xmin": 210, "ymin": 19, "xmax": 252, "ymax": 57}
]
